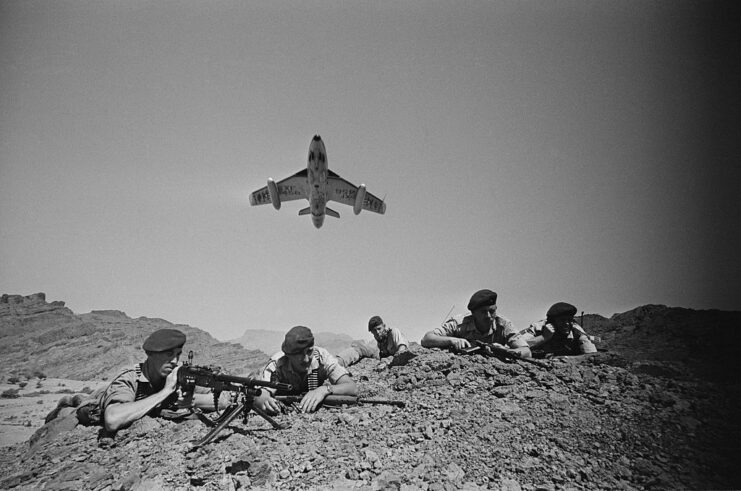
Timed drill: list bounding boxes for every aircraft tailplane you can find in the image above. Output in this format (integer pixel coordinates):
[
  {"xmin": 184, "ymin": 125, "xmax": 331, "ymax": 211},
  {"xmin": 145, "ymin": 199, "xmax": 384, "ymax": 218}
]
[
  {"xmin": 325, "ymin": 207, "xmax": 340, "ymax": 219},
  {"xmin": 298, "ymin": 207, "xmax": 311, "ymax": 216}
]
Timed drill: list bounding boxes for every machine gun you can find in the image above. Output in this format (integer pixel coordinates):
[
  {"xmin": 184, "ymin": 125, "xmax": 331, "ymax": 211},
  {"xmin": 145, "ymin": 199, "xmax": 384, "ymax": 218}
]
[
  {"xmin": 459, "ymin": 341, "xmax": 550, "ymax": 369},
  {"xmin": 177, "ymin": 351, "xmax": 293, "ymax": 448},
  {"xmin": 274, "ymin": 394, "xmax": 405, "ymax": 409}
]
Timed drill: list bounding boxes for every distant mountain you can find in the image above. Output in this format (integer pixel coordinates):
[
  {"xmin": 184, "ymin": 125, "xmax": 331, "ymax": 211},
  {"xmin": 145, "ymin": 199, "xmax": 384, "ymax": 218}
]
[
  {"xmin": 0, "ymin": 293, "xmax": 269, "ymax": 381},
  {"xmin": 230, "ymin": 329, "xmax": 357, "ymax": 357}
]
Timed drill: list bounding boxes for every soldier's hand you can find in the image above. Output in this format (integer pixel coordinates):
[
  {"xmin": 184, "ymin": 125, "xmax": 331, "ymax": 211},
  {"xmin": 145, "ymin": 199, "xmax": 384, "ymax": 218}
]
[
  {"xmin": 448, "ymin": 338, "xmax": 471, "ymax": 351},
  {"xmin": 176, "ymin": 388, "xmax": 195, "ymax": 409},
  {"xmin": 164, "ymin": 365, "xmax": 180, "ymax": 394},
  {"xmin": 254, "ymin": 391, "xmax": 281, "ymax": 415},
  {"xmin": 299, "ymin": 386, "xmax": 330, "ymax": 413}
]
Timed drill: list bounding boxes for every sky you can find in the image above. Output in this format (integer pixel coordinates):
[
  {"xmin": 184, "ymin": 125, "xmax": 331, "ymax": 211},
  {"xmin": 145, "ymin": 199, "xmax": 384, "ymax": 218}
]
[{"xmin": 1, "ymin": 1, "xmax": 739, "ymax": 346}]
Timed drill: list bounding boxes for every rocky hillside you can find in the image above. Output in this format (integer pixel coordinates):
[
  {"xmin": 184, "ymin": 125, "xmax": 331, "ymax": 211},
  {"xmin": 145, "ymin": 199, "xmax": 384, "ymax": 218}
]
[
  {"xmin": 1, "ymin": 299, "xmax": 740, "ymax": 490},
  {"xmin": 0, "ymin": 293, "xmax": 269, "ymax": 381},
  {"xmin": 582, "ymin": 304, "xmax": 741, "ymax": 380},
  {"xmin": 3, "ymin": 348, "xmax": 740, "ymax": 490},
  {"xmin": 231, "ymin": 329, "xmax": 356, "ymax": 357}
]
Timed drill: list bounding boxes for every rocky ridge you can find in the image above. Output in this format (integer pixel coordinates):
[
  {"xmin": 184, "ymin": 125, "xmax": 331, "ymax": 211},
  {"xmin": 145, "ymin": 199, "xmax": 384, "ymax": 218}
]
[
  {"xmin": 0, "ymin": 293, "xmax": 268, "ymax": 381},
  {"xmin": 1, "ymin": 348, "xmax": 740, "ymax": 489},
  {"xmin": 1, "ymin": 297, "xmax": 740, "ymax": 490}
]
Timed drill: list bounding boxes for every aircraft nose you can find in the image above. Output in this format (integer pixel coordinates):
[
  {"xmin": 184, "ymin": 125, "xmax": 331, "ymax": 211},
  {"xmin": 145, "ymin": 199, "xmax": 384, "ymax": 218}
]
[{"xmin": 313, "ymin": 135, "xmax": 321, "ymax": 141}]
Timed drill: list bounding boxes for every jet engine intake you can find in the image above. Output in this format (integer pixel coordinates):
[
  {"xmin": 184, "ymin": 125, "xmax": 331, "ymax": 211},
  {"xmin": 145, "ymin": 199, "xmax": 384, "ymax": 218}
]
[
  {"xmin": 267, "ymin": 178, "xmax": 281, "ymax": 210},
  {"xmin": 353, "ymin": 184, "xmax": 366, "ymax": 215}
]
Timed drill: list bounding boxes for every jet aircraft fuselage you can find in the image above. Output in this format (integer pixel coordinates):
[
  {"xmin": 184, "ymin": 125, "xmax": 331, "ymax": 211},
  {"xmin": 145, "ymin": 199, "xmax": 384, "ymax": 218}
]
[{"xmin": 307, "ymin": 135, "xmax": 328, "ymax": 228}]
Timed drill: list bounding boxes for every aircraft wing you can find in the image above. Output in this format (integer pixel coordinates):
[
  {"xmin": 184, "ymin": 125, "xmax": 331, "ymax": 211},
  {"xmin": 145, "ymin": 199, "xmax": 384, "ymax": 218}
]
[
  {"xmin": 249, "ymin": 169, "xmax": 309, "ymax": 206},
  {"xmin": 327, "ymin": 171, "xmax": 386, "ymax": 215}
]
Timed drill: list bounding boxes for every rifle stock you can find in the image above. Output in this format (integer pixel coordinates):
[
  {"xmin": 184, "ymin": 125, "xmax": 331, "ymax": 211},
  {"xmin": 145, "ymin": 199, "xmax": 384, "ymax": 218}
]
[{"xmin": 275, "ymin": 394, "xmax": 405, "ymax": 408}]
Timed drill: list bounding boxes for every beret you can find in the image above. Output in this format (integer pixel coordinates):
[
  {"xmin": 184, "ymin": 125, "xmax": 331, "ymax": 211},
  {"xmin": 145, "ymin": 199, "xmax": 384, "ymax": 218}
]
[
  {"xmin": 467, "ymin": 289, "xmax": 498, "ymax": 312},
  {"xmin": 281, "ymin": 326, "xmax": 315, "ymax": 355},
  {"xmin": 368, "ymin": 316, "xmax": 384, "ymax": 331},
  {"xmin": 142, "ymin": 328, "xmax": 186, "ymax": 352},
  {"xmin": 546, "ymin": 302, "xmax": 578, "ymax": 319}
]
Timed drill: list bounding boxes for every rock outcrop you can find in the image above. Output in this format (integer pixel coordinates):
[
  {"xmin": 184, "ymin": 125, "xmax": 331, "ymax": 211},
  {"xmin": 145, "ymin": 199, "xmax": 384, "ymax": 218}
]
[{"xmin": 0, "ymin": 293, "xmax": 268, "ymax": 381}]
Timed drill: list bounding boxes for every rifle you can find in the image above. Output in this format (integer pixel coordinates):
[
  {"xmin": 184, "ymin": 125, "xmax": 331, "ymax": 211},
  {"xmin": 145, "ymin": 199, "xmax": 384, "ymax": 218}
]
[
  {"xmin": 178, "ymin": 351, "xmax": 293, "ymax": 448},
  {"xmin": 274, "ymin": 394, "xmax": 406, "ymax": 409},
  {"xmin": 459, "ymin": 341, "xmax": 550, "ymax": 369}
]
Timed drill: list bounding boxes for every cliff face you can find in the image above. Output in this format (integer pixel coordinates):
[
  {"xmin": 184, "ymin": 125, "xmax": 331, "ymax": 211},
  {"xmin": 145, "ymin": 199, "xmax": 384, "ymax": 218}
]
[{"xmin": 0, "ymin": 293, "xmax": 269, "ymax": 381}]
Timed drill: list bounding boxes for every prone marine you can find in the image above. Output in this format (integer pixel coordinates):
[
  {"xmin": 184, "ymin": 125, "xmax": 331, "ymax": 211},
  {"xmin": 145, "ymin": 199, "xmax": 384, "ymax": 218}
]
[
  {"xmin": 515, "ymin": 302, "xmax": 597, "ymax": 357},
  {"xmin": 421, "ymin": 289, "xmax": 529, "ymax": 356},
  {"xmin": 45, "ymin": 328, "xmax": 225, "ymax": 433},
  {"xmin": 253, "ymin": 325, "xmax": 358, "ymax": 414},
  {"xmin": 335, "ymin": 315, "xmax": 411, "ymax": 367}
]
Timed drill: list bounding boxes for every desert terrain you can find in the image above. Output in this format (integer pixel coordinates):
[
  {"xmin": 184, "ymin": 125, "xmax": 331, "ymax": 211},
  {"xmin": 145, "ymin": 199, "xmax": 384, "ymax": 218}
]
[
  {"xmin": 0, "ymin": 378, "xmax": 107, "ymax": 447},
  {"xmin": 1, "ymin": 294, "xmax": 740, "ymax": 489}
]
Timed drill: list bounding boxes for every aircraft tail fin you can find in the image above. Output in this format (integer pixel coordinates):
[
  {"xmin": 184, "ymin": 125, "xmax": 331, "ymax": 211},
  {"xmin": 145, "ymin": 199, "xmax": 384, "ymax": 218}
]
[
  {"xmin": 325, "ymin": 207, "xmax": 340, "ymax": 219},
  {"xmin": 298, "ymin": 207, "xmax": 311, "ymax": 216}
]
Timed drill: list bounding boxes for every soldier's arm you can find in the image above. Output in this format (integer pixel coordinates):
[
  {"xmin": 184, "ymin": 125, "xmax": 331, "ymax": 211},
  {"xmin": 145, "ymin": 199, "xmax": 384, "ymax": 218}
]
[
  {"xmin": 252, "ymin": 360, "xmax": 282, "ymax": 415},
  {"xmin": 391, "ymin": 328, "xmax": 409, "ymax": 354},
  {"xmin": 422, "ymin": 331, "xmax": 470, "ymax": 350},
  {"xmin": 253, "ymin": 389, "xmax": 282, "ymax": 415},
  {"xmin": 520, "ymin": 322, "xmax": 552, "ymax": 351},
  {"xmin": 572, "ymin": 325, "xmax": 598, "ymax": 354},
  {"xmin": 506, "ymin": 340, "xmax": 533, "ymax": 358},
  {"xmin": 422, "ymin": 320, "xmax": 471, "ymax": 350},
  {"xmin": 103, "ymin": 367, "xmax": 180, "ymax": 432},
  {"xmin": 299, "ymin": 374, "xmax": 357, "ymax": 413}
]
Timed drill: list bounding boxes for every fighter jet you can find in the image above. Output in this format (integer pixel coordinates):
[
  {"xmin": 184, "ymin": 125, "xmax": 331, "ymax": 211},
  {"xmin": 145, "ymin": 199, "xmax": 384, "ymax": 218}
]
[{"xmin": 249, "ymin": 135, "xmax": 387, "ymax": 228}]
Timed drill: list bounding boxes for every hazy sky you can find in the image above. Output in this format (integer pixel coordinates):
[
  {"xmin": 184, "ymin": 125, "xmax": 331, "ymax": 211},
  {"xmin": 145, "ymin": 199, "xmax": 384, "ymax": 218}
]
[{"xmin": 2, "ymin": 1, "xmax": 739, "ymax": 345}]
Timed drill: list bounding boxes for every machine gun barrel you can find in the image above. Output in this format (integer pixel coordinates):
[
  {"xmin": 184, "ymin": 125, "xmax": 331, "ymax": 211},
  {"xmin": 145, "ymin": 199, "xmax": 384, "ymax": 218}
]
[{"xmin": 177, "ymin": 364, "xmax": 293, "ymax": 393}]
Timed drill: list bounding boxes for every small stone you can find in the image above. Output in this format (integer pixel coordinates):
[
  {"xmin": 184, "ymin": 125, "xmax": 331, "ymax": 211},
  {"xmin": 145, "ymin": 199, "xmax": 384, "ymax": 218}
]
[
  {"xmin": 365, "ymin": 449, "xmax": 380, "ymax": 462},
  {"xmin": 444, "ymin": 462, "xmax": 465, "ymax": 481},
  {"xmin": 500, "ymin": 477, "xmax": 522, "ymax": 491}
]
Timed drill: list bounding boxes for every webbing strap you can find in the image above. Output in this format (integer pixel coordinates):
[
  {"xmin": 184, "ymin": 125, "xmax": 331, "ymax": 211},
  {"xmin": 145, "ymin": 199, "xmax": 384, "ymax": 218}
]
[{"xmin": 307, "ymin": 350, "xmax": 320, "ymax": 391}]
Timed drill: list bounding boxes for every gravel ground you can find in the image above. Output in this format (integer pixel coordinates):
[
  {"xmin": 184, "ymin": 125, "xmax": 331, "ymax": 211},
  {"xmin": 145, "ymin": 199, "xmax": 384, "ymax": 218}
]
[{"xmin": 1, "ymin": 348, "xmax": 739, "ymax": 490}]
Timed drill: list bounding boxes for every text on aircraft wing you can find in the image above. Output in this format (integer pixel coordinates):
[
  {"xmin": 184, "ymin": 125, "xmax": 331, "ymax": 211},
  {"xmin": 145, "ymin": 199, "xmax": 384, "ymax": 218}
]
[
  {"xmin": 249, "ymin": 170, "xmax": 309, "ymax": 207},
  {"xmin": 327, "ymin": 174, "xmax": 386, "ymax": 215}
]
